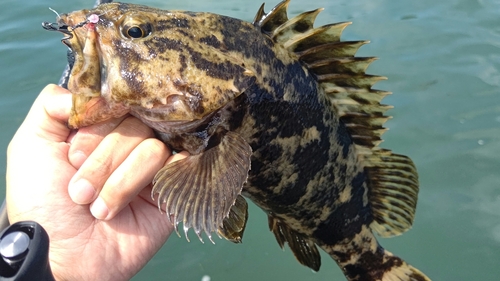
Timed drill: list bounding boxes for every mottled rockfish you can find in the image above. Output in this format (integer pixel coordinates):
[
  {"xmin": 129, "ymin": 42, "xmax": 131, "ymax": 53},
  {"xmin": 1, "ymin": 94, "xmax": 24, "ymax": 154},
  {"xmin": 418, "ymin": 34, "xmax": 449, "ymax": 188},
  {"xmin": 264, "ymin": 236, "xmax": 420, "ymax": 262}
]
[{"xmin": 43, "ymin": 1, "xmax": 431, "ymax": 280}]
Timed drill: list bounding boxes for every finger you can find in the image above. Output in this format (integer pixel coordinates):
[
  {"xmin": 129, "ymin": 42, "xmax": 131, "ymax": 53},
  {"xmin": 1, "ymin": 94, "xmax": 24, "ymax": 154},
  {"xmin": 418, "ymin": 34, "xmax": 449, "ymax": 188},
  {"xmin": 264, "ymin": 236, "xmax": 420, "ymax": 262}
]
[
  {"xmin": 90, "ymin": 138, "xmax": 170, "ymax": 220},
  {"xmin": 68, "ymin": 116, "xmax": 155, "ymax": 205},
  {"xmin": 68, "ymin": 116, "xmax": 129, "ymax": 169}
]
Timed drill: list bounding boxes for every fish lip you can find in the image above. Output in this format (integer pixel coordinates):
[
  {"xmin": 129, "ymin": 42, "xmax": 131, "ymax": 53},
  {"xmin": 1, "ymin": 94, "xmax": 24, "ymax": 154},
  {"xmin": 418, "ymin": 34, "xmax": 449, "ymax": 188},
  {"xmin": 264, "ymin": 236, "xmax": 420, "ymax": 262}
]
[
  {"xmin": 43, "ymin": 12, "xmax": 91, "ymax": 47},
  {"xmin": 42, "ymin": 20, "xmax": 72, "ymax": 41},
  {"xmin": 42, "ymin": 13, "xmax": 75, "ymax": 37}
]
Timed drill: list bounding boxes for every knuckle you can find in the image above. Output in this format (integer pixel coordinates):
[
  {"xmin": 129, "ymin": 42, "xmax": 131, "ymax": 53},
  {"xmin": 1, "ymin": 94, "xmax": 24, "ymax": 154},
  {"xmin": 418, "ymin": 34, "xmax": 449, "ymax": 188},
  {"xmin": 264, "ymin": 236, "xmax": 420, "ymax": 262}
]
[{"xmin": 140, "ymin": 138, "xmax": 169, "ymax": 162}]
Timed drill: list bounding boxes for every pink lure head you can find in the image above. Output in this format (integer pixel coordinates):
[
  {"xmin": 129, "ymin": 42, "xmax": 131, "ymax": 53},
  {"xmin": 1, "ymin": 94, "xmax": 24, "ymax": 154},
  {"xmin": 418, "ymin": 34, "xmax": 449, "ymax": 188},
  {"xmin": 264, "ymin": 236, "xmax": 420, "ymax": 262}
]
[
  {"xmin": 85, "ymin": 14, "xmax": 99, "ymax": 31},
  {"xmin": 88, "ymin": 14, "xmax": 99, "ymax": 24}
]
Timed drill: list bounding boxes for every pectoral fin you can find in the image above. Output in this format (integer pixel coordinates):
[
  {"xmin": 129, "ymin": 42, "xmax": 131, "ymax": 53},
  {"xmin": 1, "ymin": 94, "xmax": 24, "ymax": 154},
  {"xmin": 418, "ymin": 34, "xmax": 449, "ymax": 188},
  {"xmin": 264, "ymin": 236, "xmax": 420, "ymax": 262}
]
[
  {"xmin": 218, "ymin": 195, "xmax": 248, "ymax": 243},
  {"xmin": 268, "ymin": 215, "xmax": 321, "ymax": 271},
  {"xmin": 152, "ymin": 131, "xmax": 252, "ymax": 243}
]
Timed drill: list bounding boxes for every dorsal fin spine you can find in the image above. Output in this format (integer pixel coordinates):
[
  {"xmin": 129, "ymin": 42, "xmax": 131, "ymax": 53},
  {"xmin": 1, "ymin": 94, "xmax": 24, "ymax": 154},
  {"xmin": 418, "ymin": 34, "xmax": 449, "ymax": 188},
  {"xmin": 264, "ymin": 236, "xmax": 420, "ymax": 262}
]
[
  {"xmin": 252, "ymin": 3, "xmax": 266, "ymax": 25},
  {"xmin": 284, "ymin": 22, "xmax": 351, "ymax": 52},
  {"xmin": 256, "ymin": 0, "xmax": 290, "ymax": 33},
  {"xmin": 298, "ymin": 41, "xmax": 370, "ymax": 62},
  {"xmin": 272, "ymin": 8, "xmax": 323, "ymax": 44}
]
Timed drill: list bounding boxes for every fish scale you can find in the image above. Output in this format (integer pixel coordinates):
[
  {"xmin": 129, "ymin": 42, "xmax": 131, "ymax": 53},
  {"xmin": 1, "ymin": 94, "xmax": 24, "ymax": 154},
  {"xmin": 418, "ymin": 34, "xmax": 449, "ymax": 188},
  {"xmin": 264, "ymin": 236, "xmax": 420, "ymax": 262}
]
[{"xmin": 43, "ymin": 1, "xmax": 430, "ymax": 280}]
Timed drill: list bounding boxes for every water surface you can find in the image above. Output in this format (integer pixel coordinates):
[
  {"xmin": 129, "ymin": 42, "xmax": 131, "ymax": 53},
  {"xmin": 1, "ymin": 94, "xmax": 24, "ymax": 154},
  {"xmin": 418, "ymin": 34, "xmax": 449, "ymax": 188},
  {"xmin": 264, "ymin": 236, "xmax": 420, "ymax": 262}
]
[{"xmin": 1, "ymin": 0, "xmax": 499, "ymax": 280}]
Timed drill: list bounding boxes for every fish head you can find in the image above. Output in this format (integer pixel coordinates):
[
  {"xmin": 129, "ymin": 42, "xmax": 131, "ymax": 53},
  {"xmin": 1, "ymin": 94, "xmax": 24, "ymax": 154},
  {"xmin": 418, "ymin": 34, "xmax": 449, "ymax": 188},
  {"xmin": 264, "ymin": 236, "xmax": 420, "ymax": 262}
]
[{"xmin": 44, "ymin": 3, "xmax": 255, "ymax": 129}]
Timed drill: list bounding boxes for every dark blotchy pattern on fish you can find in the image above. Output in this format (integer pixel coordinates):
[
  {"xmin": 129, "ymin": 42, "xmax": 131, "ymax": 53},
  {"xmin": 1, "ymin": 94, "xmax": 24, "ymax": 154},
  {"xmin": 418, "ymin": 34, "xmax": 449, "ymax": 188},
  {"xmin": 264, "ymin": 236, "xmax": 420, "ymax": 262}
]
[{"xmin": 48, "ymin": 1, "xmax": 430, "ymax": 280}]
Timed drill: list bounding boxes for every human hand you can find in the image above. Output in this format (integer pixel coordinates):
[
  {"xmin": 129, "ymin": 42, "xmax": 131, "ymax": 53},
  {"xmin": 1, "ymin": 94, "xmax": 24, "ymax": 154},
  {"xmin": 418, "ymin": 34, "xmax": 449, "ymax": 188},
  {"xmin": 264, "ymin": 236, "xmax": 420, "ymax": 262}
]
[{"xmin": 6, "ymin": 84, "xmax": 185, "ymax": 280}]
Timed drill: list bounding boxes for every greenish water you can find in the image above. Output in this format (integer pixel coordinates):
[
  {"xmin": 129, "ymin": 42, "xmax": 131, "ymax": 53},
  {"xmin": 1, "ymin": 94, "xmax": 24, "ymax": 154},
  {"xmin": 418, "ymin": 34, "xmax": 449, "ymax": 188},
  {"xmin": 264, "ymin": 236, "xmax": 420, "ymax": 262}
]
[{"xmin": 1, "ymin": 0, "xmax": 499, "ymax": 280}]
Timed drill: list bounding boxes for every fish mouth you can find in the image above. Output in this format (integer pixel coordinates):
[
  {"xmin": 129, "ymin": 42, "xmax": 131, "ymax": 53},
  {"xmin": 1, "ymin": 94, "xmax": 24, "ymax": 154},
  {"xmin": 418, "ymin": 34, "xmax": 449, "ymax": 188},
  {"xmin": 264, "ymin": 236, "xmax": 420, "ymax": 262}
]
[
  {"xmin": 42, "ymin": 14, "xmax": 88, "ymax": 49},
  {"xmin": 43, "ymin": 13, "xmax": 111, "ymax": 128}
]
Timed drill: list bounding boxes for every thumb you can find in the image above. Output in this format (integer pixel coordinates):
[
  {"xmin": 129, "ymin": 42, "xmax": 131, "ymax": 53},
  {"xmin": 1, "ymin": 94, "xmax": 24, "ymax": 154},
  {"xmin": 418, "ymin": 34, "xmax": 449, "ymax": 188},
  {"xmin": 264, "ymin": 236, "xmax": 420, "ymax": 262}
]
[{"xmin": 16, "ymin": 84, "xmax": 73, "ymax": 143}]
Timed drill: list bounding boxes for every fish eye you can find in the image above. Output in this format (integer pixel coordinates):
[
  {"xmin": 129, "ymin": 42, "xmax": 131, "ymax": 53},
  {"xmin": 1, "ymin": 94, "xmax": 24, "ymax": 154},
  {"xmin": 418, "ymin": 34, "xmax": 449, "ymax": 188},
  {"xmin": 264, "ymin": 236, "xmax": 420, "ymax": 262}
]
[
  {"xmin": 122, "ymin": 22, "xmax": 152, "ymax": 39},
  {"xmin": 127, "ymin": 26, "xmax": 145, "ymax": 38}
]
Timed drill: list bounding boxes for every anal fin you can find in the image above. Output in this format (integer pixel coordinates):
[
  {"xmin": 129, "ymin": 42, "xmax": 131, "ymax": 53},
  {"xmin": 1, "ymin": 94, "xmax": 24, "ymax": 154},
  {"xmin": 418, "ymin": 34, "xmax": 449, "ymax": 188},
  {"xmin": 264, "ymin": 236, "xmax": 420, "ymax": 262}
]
[
  {"xmin": 152, "ymin": 131, "xmax": 252, "ymax": 243},
  {"xmin": 218, "ymin": 195, "xmax": 249, "ymax": 243},
  {"xmin": 268, "ymin": 215, "xmax": 321, "ymax": 271}
]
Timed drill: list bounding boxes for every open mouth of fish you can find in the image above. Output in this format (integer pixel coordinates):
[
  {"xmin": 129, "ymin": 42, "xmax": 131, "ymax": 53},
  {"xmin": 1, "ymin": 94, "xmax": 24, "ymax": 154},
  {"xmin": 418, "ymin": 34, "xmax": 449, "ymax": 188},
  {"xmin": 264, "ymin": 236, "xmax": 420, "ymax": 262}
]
[
  {"xmin": 43, "ymin": 13, "xmax": 104, "ymax": 89},
  {"xmin": 43, "ymin": 13, "xmax": 117, "ymax": 128}
]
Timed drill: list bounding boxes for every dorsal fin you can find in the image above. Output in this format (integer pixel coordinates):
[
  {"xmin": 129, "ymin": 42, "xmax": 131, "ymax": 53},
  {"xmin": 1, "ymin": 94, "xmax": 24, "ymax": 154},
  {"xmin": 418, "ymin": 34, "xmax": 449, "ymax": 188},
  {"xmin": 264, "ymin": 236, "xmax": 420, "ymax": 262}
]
[{"xmin": 255, "ymin": 1, "xmax": 419, "ymax": 237}]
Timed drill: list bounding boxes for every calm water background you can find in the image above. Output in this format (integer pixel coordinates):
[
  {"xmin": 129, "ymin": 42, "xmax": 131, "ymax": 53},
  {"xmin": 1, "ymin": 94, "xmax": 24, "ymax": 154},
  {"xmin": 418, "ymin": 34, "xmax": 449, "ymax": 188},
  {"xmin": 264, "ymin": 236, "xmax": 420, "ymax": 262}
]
[{"xmin": 1, "ymin": 0, "xmax": 499, "ymax": 280}]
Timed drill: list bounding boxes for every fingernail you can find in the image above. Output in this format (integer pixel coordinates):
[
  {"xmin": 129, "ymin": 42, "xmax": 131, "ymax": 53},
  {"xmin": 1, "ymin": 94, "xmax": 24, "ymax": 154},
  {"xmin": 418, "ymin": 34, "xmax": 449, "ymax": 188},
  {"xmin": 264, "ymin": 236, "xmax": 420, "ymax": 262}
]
[
  {"xmin": 90, "ymin": 197, "xmax": 109, "ymax": 220},
  {"xmin": 69, "ymin": 179, "xmax": 96, "ymax": 204},
  {"xmin": 69, "ymin": 150, "xmax": 87, "ymax": 169}
]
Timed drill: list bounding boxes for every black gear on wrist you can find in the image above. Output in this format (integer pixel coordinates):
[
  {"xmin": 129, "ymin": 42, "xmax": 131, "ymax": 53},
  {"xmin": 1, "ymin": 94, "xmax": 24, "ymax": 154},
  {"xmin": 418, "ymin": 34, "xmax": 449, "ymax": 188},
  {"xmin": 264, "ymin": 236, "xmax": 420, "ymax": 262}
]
[{"xmin": 0, "ymin": 221, "xmax": 55, "ymax": 281}]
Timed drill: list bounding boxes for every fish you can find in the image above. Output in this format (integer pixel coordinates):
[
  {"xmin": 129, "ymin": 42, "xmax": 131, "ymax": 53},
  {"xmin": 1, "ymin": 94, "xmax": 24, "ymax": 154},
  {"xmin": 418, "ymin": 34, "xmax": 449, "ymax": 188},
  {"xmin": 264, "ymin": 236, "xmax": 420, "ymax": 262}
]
[{"xmin": 42, "ymin": 1, "xmax": 431, "ymax": 280}]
